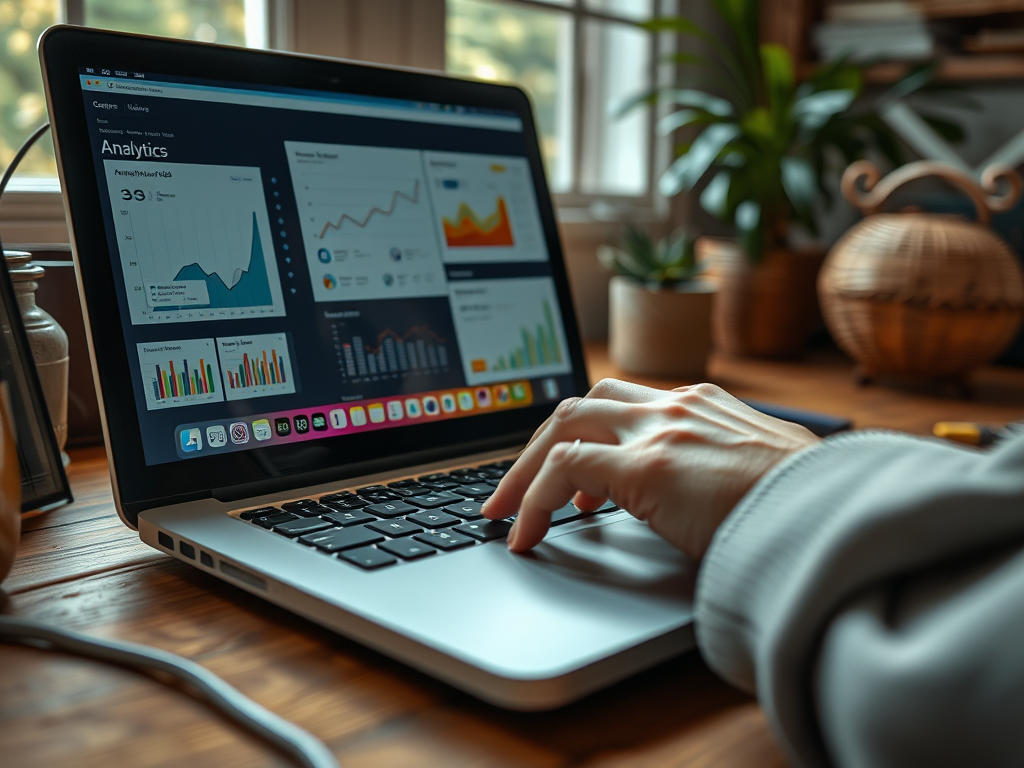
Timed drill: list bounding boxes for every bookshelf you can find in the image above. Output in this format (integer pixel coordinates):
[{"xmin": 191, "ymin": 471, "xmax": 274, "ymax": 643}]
[{"xmin": 764, "ymin": 0, "xmax": 1024, "ymax": 82}]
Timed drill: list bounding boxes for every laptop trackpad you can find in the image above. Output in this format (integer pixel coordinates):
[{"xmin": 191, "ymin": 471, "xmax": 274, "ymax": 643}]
[{"xmin": 525, "ymin": 515, "xmax": 696, "ymax": 599}]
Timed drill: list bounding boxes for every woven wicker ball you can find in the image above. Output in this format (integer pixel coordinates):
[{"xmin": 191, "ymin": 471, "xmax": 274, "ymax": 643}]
[{"xmin": 819, "ymin": 161, "xmax": 1024, "ymax": 380}]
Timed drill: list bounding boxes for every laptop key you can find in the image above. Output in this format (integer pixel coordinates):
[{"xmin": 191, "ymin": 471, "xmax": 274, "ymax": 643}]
[
  {"xmin": 454, "ymin": 520, "xmax": 513, "ymax": 542},
  {"xmin": 240, "ymin": 506, "xmax": 278, "ymax": 520},
  {"xmin": 322, "ymin": 497, "xmax": 371, "ymax": 511},
  {"xmin": 443, "ymin": 501, "xmax": 484, "ymax": 521},
  {"xmin": 281, "ymin": 499, "xmax": 318, "ymax": 512},
  {"xmin": 452, "ymin": 484, "xmax": 494, "ymax": 499},
  {"xmin": 414, "ymin": 530, "xmax": 475, "ymax": 551},
  {"xmin": 379, "ymin": 538, "xmax": 436, "ymax": 560},
  {"xmin": 274, "ymin": 517, "xmax": 333, "ymax": 538},
  {"xmin": 408, "ymin": 491, "xmax": 462, "ymax": 509},
  {"xmin": 322, "ymin": 509, "xmax": 376, "ymax": 527},
  {"xmin": 340, "ymin": 546, "xmax": 396, "ymax": 570},
  {"xmin": 367, "ymin": 518, "xmax": 423, "ymax": 537},
  {"xmin": 366, "ymin": 500, "xmax": 418, "ymax": 518},
  {"xmin": 291, "ymin": 503, "xmax": 335, "ymax": 518},
  {"xmin": 406, "ymin": 510, "xmax": 460, "ymax": 529},
  {"xmin": 253, "ymin": 512, "xmax": 299, "ymax": 529},
  {"xmin": 301, "ymin": 525, "xmax": 383, "ymax": 552}
]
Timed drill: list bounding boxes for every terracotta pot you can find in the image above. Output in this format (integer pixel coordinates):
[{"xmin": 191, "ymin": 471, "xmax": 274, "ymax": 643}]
[
  {"xmin": 0, "ymin": 385, "xmax": 23, "ymax": 585},
  {"xmin": 697, "ymin": 238, "xmax": 823, "ymax": 358},
  {"xmin": 820, "ymin": 160, "xmax": 1024, "ymax": 382},
  {"xmin": 608, "ymin": 275, "xmax": 716, "ymax": 379}
]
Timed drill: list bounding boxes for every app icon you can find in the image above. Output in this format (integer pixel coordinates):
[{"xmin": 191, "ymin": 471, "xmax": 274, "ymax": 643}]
[
  {"xmin": 180, "ymin": 427, "xmax": 202, "ymax": 453},
  {"xmin": 311, "ymin": 412, "xmax": 327, "ymax": 431},
  {"xmin": 253, "ymin": 419, "xmax": 272, "ymax": 441},
  {"xmin": 329, "ymin": 409, "xmax": 347, "ymax": 429},
  {"xmin": 458, "ymin": 391, "xmax": 475, "ymax": 411},
  {"xmin": 230, "ymin": 422, "xmax": 249, "ymax": 444},
  {"xmin": 475, "ymin": 387, "xmax": 492, "ymax": 408},
  {"xmin": 510, "ymin": 382, "xmax": 528, "ymax": 402},
  {"xmin": 387, "ymin": 401, "xmax": 404, "ymax": 421},
  {"xmin": 543, "ymin": 378, "xmax": 559, "ymax": 400},
  {"xmin": 405, "ymin": 398, "xmax": 422, "ymax": 418},
  {"xmin": 368, "ymin": 403, "xmax": 385, "ymax": 423},
  {"xmin": 323, "ymin": 274, "xmax": 337, "ymax": 290},
  {"xmin": 206, "ymin": 425, "xmax": 227, "ymax": 448},
  {"xmin": 349, "ymin": 406, "xmax": 367, "ymax": 426},
  {"xmin": 422, "ymin": 396, "xmax": 440, "ymax": 416},
  {"xmin": 440, "ymin": 393, "xmax": 457, "ymax": 413},
  {"xmin": 317, "ymin": 248, "xmax": 332, "ymax": 263},
  {"xmin": 275, "ymin": 417, "xmax": 292, "ymax": 437},
  {"xmin": 294, "ymin": 414, "xmax": 310, "ymax": 433},
  {"xmin": 494, "ymin": 384, "xmax": 511, "ymax": 406}
]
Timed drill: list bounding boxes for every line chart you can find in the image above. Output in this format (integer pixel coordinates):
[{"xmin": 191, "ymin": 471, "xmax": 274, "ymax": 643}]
[{"xmin": 318, "ymin": 180, "xmax": 421, "ymax": 239}]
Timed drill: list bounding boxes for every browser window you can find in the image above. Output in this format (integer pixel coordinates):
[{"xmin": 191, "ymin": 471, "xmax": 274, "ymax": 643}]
[{"xmin": 78, "ymin": 69, "xmax": 575, "ymax": 466}]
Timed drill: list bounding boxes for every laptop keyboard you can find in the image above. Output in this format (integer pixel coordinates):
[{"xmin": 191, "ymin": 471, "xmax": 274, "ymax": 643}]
[{"xmin": 233, "ymin": 460, "xmax": 618, "ymax": 570}]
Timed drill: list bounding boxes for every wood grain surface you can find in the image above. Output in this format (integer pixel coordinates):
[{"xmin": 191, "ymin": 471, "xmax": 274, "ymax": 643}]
[{"xmin": 3, "ymin": 344, "xmax": 1023, "ymax": 768}]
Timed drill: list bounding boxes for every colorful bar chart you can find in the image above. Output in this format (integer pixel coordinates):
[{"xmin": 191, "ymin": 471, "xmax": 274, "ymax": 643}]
[
  {"xmin": 491, "ymin": 299, "xmax": 563, "ymax": 371},
  {"xmin": 217, "ymin": 333, "xmax": 297, "ymax": 401},
  {"xmin": 137, "ymin": 339, "xmax": 224, "ymax": 411}
]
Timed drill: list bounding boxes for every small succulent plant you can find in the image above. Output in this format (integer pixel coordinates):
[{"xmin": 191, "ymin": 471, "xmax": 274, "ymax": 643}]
[{"xmin": 598, "ymin": 227, "xmax": 705, "ymax": 287}]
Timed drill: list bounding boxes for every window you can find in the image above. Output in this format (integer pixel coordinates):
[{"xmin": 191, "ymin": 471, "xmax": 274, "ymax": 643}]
[
  {"xmin": 0, "ymin": 0, "xmax": 265, "ymax": 183},
  {"xmin": 446, "ymin": 0, "xmax": 671, "ymax": 208}
]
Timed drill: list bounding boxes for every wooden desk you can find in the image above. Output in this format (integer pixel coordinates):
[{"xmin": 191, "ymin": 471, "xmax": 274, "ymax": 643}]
[{"xmin": 3, "ymin": 345, "xmax": 1023, "ymax": 767}]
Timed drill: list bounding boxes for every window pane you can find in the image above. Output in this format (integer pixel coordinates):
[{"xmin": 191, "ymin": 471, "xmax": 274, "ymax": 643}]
[
  {"xmin": 446, "ymin": 0, "xmax": 573, "ymax": 192},
  {"xmin": 0, "ymin": 0, "xmax": 60, "ymax": 176},
  {"xmin": 83, "ymin": 0, "xmax": 249, "ymax": 46},
  {"xmin": 584, "ymin": 0, "xmax": 654, "ymax": 22},
  {"xmin": 580, "ymin": 19, "xmax": 650, "ymax": 196}
]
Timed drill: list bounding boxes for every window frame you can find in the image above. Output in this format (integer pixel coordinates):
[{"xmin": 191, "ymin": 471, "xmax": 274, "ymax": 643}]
[{"xmin": 447, "ymin": 0, "xmax": 676, "ymax": 222}]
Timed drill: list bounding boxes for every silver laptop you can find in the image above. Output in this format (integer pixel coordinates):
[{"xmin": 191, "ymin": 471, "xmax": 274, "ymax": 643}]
[{"xmin": 40, "ymin": 25, "xmax": 695, "ymax": 709}]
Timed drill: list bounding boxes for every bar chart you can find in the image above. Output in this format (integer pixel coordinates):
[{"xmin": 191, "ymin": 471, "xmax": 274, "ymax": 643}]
[
  {"xmin": 216, "ymin": 333, "xmax": 296, "ymax": 401},
  {"xmin": 137, "ymin": 338, "xmax": 224, "ymax": 411},
  {"xmin": 332, "ymin": 324, "xmax": 452, "ymax": 382}
]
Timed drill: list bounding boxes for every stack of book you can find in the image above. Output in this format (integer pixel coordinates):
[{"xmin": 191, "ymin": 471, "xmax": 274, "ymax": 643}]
[{"xmin": 814, "ymin": 1, "xmax": 955, "ymax": 61}]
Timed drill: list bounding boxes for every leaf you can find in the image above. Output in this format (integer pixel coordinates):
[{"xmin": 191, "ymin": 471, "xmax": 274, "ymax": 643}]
[
  {"xmin": 659, "ymin": 122, "xmax": 741, "ymax": 196},
  {"xmin": 760, "ymin": 44, "xmax": 795, "ymax": 131},
  {"xmin": 659, "ymin": 51, "xmax": 708, "ymax": 66},
  {"xmin": 640, "ymin": 16, "xmax": 715, "ymax": 39},
  {"xmin": 664, "ymin": 88, "xmax": 734, "ymax": 117},
  {"xmin": 793, "ymin": 89, "xmax": 856, "ymax": 132},
  {"xmin": 657, "ymin": 108, "xmax": 724, "ymax": 135},
  {"xmin": 735, "ymin": 199, "xmax": 763, "ymax": 262},
  {"xmin": 780, "ymin": 157, "xmax": 818, "ymax": 235},
  {"xmin": 878, "ymin": 61, "xmax": 938, "ymax": 107},
  {"xmin": 700, "ymin": 170, "xmax": 733, "ymax": 219}
]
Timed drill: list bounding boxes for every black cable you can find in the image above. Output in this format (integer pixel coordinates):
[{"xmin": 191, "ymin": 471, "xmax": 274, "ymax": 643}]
[
  {"xmin": 0, "ymin": 616, "xmax": 339, "ymax": 768},
  {"xmin": 0, "ymin": 122, "xmax": 339, "ymax": 768},
  {"xmin": 0, "ymin": 122, "xmax": 50, "ymax": 198}
]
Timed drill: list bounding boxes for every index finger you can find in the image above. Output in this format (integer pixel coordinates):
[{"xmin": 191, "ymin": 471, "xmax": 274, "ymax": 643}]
[{"xmin": 483, "ymin": 381, "xmax": 667, "ymax": 520}]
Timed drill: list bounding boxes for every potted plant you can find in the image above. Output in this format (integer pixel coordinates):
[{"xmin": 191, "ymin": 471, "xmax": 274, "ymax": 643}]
[
  {"xmin": 628, "ymin": 0, "xmax": 962, "ymax": 357},
  {"xmin": 599, "ymin": 227, "xmax": 715, "ymax": 378}
]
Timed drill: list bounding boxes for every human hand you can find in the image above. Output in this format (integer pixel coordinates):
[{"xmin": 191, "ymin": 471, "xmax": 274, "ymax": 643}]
[{"xmin": 482, "ymin": 379, "xmax": 820, "ymax": 560}]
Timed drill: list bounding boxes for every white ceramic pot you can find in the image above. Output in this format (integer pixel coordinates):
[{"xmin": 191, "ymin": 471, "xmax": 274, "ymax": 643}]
[{"xmin": 608, "ymin": 275, "xmax": 717, "ymax": 379}]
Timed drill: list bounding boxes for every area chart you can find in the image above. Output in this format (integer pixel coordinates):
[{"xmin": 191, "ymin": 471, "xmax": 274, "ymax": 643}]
[{"xmin": 103, "ymin": 160, "xmax": 286, "ymax": 325}]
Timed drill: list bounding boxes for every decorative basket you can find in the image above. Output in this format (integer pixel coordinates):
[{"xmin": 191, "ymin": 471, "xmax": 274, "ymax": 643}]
[{"xmin": 819, "ymin": 160, "xmax": 1024, "ymax": 386}]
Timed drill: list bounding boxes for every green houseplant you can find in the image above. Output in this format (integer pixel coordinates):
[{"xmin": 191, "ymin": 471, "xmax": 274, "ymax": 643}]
[
  {"xmin": 599, "ymin": 228, "xmax": 717, "ymax": 378},
  {"xmin": 628, "ymin": 0, "xmax": 963, "ymax": 356}
]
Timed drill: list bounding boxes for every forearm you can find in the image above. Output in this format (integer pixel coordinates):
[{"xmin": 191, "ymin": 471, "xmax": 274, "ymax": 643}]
[{"xmin": 694, "ymin": 432, "xmax": 1024, "ymax": 766}]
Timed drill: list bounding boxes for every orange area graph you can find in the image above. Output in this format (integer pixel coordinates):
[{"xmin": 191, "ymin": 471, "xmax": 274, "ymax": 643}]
[
  {"xmin": 318, "ymin": 180, "xmax": 420, "ymax": 239},
  {"xmin": 442, "ymin": 196, "xmax": 515, "ymax": 248}
]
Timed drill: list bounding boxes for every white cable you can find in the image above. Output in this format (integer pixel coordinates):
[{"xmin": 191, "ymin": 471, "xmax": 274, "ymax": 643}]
[{"xmin": 0, "ymin": 615, "xmax": 339, "ymax": 768}]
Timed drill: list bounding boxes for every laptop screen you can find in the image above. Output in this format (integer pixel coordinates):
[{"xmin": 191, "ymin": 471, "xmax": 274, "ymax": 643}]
[{"xmin": 76, "ymin": 68, "xmax": 578, "ymax": 467}]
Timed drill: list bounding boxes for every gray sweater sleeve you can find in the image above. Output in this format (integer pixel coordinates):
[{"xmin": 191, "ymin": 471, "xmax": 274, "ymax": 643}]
[{"xmin": 694, "ymin": 430, "xmax": 1024, "ymax": 768}]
